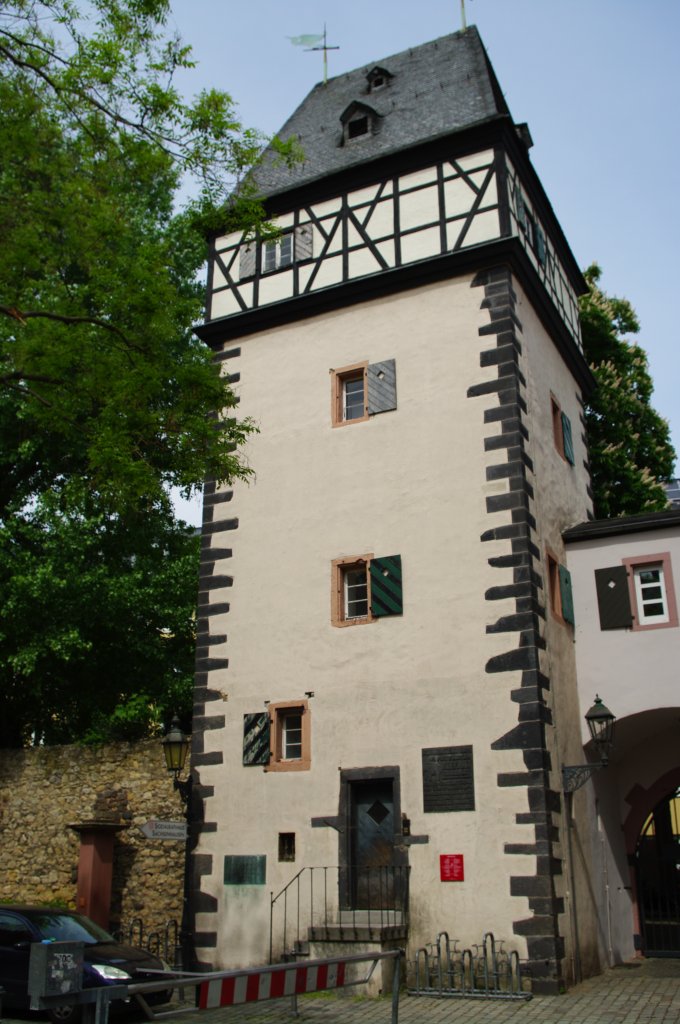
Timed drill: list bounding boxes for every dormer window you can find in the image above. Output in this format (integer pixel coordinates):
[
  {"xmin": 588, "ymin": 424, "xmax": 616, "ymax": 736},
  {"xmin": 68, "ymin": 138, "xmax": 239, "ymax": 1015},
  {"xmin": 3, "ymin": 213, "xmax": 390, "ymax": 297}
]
[
  {"xmin": 340, "ymin": 101, "xmax": 379, "ymax": 146},
  {"xmin": 366, "ymin": 66, "xmax": 392, "ymax": 93},
  {"xmin": 348, "ymin": 116, "xmax": 369, "ymax": 140}
]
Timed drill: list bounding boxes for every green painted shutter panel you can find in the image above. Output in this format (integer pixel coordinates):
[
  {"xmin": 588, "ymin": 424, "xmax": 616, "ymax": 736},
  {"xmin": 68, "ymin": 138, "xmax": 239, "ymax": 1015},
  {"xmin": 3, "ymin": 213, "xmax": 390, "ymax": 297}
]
[
  {"xmin": 595, "ymin": 566, "xmax": 633, "ymax": 629},
  {"xmin": 294, "ymin": 224, "xmax": 313, "ymax": 261},
  {"xmin": 367, "ymin": 359, "xmax": 397, "ymax": 415},
  {"xmin": 370, "ymin": 555, "xmax": 403, "ymax": 617},
  {"xmin": 239, "ymin": 242, "xmax": 256, "ymax": 279},
  {"xmin": 561, "ymin": 412, "xmax": 575, "ymax": 465},
  {"xmin": 558, "ymin": 565, "xmax": 575, "ymax": 625},
  {"xmin": 243, "ymin": 712, "xmax": 270, "ymax": 765}
]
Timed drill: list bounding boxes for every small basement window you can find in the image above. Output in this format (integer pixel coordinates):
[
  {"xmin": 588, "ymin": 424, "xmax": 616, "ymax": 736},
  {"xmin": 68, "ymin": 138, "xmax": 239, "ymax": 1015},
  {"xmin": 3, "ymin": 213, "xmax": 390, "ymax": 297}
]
[{"xmin": 278, "ymin": 833, "xmax": 296, "ymax": 862}]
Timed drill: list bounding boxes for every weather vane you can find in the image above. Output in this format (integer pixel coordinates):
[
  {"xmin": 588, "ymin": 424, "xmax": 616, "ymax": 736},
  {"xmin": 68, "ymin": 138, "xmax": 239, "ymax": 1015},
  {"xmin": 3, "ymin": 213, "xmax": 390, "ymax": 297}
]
[{"xmin": 288, "ymin": 25, "xmax": 339, "ymax": 85}]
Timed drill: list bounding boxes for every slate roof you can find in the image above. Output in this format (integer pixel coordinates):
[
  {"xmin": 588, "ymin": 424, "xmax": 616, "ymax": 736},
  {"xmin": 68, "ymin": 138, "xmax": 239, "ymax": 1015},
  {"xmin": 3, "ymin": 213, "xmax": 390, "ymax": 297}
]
[{"xmin": 252, "ymin": 26, "xmax": 512, "ymax": 197}]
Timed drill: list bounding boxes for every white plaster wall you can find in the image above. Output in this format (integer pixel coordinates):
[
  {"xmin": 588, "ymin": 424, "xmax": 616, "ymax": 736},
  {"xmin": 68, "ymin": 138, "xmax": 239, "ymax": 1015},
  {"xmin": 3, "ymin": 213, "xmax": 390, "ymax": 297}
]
[
  {"xmin": 511, "ymin": 281, "xmax": 598, "ymax": 975},
  {"xmin": 566, "ymin": 529, "xmax": 680, "ymax": 730},
  {"xmin": 196, "ymin": 274, "xmax": 539, "ymax": 968}
]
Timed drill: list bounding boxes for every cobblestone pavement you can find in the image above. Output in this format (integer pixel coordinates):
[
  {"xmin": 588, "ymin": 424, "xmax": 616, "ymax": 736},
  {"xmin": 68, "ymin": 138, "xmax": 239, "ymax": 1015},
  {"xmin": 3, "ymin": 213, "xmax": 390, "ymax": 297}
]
[
  {"xmin": 170, "ymin": 959, "xmax": 680, "ymax": 1024},
  {"xmin": 3, "ymin": 959, "xmax": 680, "ymax": 1024}
]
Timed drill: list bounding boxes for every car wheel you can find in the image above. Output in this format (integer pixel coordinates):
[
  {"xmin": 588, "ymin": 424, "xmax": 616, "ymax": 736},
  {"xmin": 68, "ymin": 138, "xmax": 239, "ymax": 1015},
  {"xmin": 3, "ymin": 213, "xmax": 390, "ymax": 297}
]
[{"xmin": 48, "ymin": 1004, "xmax": 82, "ymax": 1024}]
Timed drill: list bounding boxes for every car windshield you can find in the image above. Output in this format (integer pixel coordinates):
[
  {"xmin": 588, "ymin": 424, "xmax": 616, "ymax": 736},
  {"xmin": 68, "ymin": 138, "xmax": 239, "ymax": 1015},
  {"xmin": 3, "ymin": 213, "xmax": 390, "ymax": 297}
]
[{"xmin": 30, "ymin": 912, "xmax": 115, "ymax": 945}]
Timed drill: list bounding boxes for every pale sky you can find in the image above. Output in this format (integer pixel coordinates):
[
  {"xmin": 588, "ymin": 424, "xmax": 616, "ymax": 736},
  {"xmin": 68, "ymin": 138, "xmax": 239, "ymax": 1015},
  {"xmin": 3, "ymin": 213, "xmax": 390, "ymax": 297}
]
[{"xmin": 169, "ymin": 0, "xmax": 679, "ymax": 523}]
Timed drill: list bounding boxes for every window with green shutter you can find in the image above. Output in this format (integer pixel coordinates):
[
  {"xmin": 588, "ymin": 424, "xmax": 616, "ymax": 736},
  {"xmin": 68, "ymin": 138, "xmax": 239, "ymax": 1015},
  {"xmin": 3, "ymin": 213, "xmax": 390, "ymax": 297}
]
[
  {"xmin": 243, "ymin": 712, "xmax": 270, "ymax": 766},
  {"xmin": 561, "ymin": 412, "xmax": 575, "ymax": 465},
  {"xmin": 558, "ymin": 564, "xmax": 575, "ymax": 625},
  {"xmin": 332, "ymin": 554, "xmax": 403, "ymax": 625}
]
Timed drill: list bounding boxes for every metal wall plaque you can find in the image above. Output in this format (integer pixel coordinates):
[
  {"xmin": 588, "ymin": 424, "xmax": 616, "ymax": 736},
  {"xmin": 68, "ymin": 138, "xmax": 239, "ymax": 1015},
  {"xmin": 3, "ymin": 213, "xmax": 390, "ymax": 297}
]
[
  {"xmin": 224, "ymin": 855, "xmax": 266, "ymax": 886},
  {"xmin": 422, "ymin": 745, "xmax": 475, "ymax": 812}
]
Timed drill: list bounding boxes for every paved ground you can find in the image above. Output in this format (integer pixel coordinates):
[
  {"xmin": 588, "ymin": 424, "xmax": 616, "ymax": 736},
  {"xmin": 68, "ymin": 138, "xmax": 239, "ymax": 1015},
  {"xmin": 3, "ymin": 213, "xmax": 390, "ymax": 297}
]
[
  {"xmin": 173, "ymin": 959, "xmax": 680, "ymax": 1024},
  {"xmin": 4, "ymin": 959, "xmax": 680, "ymax": 1024}
]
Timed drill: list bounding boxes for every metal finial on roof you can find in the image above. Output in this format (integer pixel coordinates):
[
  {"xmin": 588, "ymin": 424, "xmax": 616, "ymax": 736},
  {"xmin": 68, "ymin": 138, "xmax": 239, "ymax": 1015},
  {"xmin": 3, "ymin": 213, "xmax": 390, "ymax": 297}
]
[{"xmin": 303, "ymin": 24, "xmax": 340, "ymax": 85}]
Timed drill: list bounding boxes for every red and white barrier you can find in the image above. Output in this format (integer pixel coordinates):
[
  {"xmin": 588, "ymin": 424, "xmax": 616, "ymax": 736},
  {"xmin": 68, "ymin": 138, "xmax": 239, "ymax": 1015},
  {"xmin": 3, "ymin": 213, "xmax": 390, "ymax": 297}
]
[{"xmin": 198, "ymin": 961, "xmax": 347, "ymax": 1009}]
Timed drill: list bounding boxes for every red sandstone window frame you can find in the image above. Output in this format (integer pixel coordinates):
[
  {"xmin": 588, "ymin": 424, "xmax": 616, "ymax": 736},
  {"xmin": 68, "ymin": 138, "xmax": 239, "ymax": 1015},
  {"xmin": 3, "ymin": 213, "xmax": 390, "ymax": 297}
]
[
  {"xmin": 265, "ymin": 700, "xmax": 311, "ymax": 773},
  {"xmin": 622, "ymin": 552, "xmax": 678, "ymax": 631},
  {"xmin": 331, "ymin": 362, "xmax": 369, "ymax": 427},
  {"xmin": 331, "ymin": 554, "xmax": 375, "ymax": 627}
]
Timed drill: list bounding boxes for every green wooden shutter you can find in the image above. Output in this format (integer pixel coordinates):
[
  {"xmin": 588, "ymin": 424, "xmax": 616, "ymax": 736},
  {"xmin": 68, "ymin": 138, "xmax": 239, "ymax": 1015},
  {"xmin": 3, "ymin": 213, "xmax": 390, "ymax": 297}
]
[
  {"xmin": 370, "ymin": 555, "xmax": 403, "ymax": 617},
  {"xmin": 561, "ymin": 412, "xmax": 575, "ymax": 465},
  {"xmin": 595, "ymin": 566, "xmax": 633, "ymax": 629},
  {"xmin": 367, "ymin": 359, "xmax": 397, "ymax": 415},
  {"xmin": 243, "ymin": 712, "xmax": 270, "ymax": 765},
  {"xmin": 558, "ymin": 565, "xmax": 575, "ymax": 625}
]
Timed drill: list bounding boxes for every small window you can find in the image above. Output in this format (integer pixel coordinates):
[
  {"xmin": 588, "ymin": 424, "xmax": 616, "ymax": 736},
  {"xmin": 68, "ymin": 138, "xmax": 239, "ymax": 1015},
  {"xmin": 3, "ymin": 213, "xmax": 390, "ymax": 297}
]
[
  {"xmin": 546, "ymin": 550, "xmax": 574, "ymax": 626},
  {"xmin": 551, "ymin": 395, "xmax": 575, "ymax": 465},
  {"xmin": 332, "ymin": 362, "xmax": 368, "ymax": 426},
  {"xmin": 331, "ymin": 359, "xmax": 397, "ymax": 427},
  {"xmin": 623, "ymin": 554, "xmax": 678, "ymax": 630},
  {"xmin": 332, "ymin": 554, "xmax": 403, "ymax": 626},
  {"xmin": 262, "ymin": 233, "xmax": 293, "ymax": 273},
  {"xmin": 278, "ymin": 833, "xmax": 296, "ymax": 862},
  {"xmin": 348, "ymin": 116, "xmax": 369, "ymax": 140},
  {"xmin": 269, "ymin": 700, "xmax": 311, "ymax": 772}
]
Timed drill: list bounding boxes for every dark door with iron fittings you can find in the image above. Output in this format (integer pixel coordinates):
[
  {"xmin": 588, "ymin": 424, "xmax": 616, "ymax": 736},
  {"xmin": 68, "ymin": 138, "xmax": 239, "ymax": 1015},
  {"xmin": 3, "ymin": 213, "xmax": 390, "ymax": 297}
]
[
  {"xmin": 349, "ymin": 778, "xmax": 401, "ymax": 909},
  {"xmin": 636, "ymin": 787, "xmax": 680, "ymax": 956}
]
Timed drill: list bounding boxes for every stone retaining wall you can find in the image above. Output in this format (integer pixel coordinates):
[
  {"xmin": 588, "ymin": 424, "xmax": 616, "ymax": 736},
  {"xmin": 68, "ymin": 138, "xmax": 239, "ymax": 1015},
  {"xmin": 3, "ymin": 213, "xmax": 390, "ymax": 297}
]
[{"xmin": 0, "ymin": 741, "xmax": 186, "ymax": 944}]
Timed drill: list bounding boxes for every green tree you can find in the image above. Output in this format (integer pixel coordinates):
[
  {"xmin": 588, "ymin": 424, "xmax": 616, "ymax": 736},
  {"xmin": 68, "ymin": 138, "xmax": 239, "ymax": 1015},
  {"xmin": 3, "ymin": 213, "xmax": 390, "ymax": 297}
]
[
  {"xmin": 580, "ymin": 264, "xmax": 676, "ymax": 518},
  {"xmin": 0, "ymin": 2, "xmax": 291, "ymax": 744}
]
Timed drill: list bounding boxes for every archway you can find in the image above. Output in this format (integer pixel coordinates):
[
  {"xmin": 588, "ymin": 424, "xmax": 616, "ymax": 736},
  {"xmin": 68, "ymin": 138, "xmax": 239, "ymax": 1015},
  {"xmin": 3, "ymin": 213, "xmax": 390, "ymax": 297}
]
[{"xmin": 634, "ymin": 787, "xmax": 680, "ymax": 955}]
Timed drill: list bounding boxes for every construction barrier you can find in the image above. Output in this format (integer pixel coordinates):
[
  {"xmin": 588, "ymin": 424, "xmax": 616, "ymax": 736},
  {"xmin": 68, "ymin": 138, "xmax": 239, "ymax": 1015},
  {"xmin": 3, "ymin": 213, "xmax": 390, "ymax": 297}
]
[{"xmin": 198, "ymin": 960, "xmax": 346, "ymax": 1009}]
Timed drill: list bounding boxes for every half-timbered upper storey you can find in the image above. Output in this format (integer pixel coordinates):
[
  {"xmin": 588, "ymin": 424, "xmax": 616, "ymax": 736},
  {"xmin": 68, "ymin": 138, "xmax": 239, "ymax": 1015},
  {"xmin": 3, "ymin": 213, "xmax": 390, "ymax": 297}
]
[{"xmin": 199, "ymin": 28, "xmax": 586, "ymax": 372}]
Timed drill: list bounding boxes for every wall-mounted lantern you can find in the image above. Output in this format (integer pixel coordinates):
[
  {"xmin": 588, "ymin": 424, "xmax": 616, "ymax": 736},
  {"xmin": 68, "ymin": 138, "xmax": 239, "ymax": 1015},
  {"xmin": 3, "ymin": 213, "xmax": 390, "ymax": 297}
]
[
  {"xmin": 162, "ymin": 716, "xmax": 192, "ymax": 809},
  {"xmin": 562, "ymin": 695, "xmax": 616, "ymax": 793}
]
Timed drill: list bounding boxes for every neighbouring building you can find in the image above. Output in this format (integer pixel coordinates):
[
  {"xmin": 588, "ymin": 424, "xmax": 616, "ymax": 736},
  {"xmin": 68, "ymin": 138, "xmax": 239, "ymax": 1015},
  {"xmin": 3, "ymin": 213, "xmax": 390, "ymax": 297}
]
[
  {"xmin": 188, "ymin": 27, "xmax": 603, "ymax": 993},
  {"xmin": 564, "ymin": 508, "xmax": 680, "ymax": 963}
]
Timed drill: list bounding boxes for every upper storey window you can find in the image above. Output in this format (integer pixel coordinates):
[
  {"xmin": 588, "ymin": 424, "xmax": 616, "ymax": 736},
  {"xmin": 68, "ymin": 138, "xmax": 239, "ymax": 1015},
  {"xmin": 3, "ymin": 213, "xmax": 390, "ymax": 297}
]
[
  {"xmin": 263, "ymin": 233, "xmax": 293, "ymax": 273},
  {"xmin": 366, "ymin": 66, "xmax": 392, "ymax": 93},
  {"xmin": 239, "ymin": 224, "xmax": 313, "ymax": 280},
  {"xmin": 340, "ymin": 101, "xmax": 379, "ymax": 146}
]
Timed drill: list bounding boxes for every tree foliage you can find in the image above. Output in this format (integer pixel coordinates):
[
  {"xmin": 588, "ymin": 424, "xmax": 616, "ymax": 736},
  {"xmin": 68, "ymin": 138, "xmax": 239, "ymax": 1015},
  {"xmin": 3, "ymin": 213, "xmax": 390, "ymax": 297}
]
[
  {"xmin": 0, "ymin": 1, "xmax": 290, "ymax": 745},
  {"xmin": 580, "ymin": 264, "xmax": 676, "ymax": 519}
]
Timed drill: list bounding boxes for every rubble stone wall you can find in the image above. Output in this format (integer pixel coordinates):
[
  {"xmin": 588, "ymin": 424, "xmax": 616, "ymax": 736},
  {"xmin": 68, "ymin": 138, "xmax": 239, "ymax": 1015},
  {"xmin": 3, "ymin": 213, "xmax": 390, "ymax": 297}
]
[{"xmin": 0, "ymin": 741, "xmax": 186, "ymax": 946}]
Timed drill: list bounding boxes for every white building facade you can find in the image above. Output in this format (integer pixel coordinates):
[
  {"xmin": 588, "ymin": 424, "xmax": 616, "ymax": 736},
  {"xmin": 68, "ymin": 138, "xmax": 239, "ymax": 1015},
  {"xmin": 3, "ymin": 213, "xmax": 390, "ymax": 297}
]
[
  {"xmin": 564, "ymin": 510, "xmax": 680, "ymax": 966},
  {"xmin": 189, "ymin": 28, "xmax": 600, "ymax": 993}
]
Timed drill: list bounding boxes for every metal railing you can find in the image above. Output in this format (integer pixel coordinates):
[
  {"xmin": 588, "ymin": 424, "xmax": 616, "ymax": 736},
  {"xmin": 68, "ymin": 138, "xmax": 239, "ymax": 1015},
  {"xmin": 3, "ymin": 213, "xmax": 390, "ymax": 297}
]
[
  {"xmin": 408, "ymin": 930, "xmax": 531, "ymax": 1000},
  {"xmin": 269, "ymin": 865, "xmax": 410, "ymax": 963},
  {"xmin": 113, "ymin": 918, "xmax": 180, "ymax": 966}
]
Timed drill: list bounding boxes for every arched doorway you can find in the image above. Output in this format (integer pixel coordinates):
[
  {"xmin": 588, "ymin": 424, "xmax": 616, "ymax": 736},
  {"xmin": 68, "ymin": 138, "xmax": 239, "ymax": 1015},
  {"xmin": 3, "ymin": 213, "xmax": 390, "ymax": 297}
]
[{"xmin": 635, "ymin": 787, "xmax": 680, "ymax": 956}]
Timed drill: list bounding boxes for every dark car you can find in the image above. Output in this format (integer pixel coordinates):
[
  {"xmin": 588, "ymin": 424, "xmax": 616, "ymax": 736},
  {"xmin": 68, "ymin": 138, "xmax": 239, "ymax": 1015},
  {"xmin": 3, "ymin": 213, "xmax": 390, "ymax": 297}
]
[{"xmin": 0, "ymin": 905, "xmax": 173, "ymax": 1021}]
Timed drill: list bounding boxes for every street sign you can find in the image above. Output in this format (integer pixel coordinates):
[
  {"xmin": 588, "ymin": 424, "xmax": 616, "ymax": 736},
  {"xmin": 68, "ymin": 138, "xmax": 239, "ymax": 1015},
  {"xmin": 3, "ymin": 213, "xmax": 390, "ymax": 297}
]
[{"xmin": 139, "ymin": 819, "xmax": 187, "ymax": 840}]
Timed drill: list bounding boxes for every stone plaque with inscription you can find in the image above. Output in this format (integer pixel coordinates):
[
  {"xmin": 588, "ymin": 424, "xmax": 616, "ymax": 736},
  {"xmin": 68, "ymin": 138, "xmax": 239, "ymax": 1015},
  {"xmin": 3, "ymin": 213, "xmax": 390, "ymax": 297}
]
[{"xmin": 422, "ymin": 745, "xmax": 475, "ymax": 812}]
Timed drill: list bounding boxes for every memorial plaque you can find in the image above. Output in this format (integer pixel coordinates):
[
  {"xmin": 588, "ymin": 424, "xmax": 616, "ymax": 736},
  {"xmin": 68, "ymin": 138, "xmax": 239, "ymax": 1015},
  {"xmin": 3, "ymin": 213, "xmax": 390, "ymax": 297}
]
[
  {"xmin": 224, "ymin": 854, "xmax": 266, "ymax": 885},
  {"xmin": 440, "ymin": 853, "xmax": 465, "ymax": 882},
  {"xmin": 422, "ymin": 745, "xmax": 475, "ymax": 812}
]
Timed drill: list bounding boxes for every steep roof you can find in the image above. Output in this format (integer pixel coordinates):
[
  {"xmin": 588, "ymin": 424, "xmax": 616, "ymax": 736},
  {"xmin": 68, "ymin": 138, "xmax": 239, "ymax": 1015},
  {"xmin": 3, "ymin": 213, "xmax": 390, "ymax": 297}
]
[{"xmin": 253, "ymin": 26, "xmax": 511, "ymax": 197}]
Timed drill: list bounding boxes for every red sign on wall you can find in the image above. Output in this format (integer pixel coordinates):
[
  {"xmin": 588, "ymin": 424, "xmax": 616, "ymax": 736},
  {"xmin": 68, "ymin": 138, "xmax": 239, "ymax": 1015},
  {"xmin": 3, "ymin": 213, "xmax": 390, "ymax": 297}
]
[{"xmin": 440, "ymin": 854, "xmax": 464, "ymax": 882}]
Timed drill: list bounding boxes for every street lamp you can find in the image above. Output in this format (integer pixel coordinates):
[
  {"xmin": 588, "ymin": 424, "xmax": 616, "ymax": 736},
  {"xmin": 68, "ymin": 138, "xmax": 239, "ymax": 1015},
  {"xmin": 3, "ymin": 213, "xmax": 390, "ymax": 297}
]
[
  {"xmin": 162, "ymin": 716, "xmax": 191, "ymax": 807},
  {"xmin": 161, "ymin": 716, "xmax": 193, "ymax": 973},
  {"xmin": 562, "ymin": 695, "xmax": 616, "ymax": 793},
  {"xmin": 562, "ymin": 695, "xmax": 616, "ymax": 984}
]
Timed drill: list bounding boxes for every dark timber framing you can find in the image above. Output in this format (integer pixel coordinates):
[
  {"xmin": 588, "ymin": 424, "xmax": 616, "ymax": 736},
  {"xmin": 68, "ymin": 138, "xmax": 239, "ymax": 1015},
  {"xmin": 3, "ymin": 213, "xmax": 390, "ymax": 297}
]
[{"xmin": 468, "ymin": 266, "xmax": 565, "ymax": 994}]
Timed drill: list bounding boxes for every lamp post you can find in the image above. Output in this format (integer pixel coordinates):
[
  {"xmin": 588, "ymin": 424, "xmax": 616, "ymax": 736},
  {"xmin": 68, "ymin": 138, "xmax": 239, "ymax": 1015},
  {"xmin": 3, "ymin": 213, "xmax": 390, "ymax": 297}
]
[
  {"xmin": 162, "ymin": 716, "xmax": 193, "ymax": 972},
  {"xmin": 561, "ymin": 695, "xmax": 616, "ymax": 984},
  {"xmin": 562, "ymin": 696, "xmax": 616, "ymax": 793}
]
